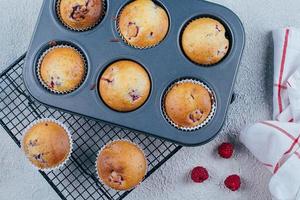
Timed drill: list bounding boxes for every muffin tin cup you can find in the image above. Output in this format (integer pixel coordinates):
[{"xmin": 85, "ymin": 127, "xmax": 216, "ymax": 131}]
[
  {"xmin": 37, "ymin": 44, "xmax": 88, "ymax": 94},
  {"xmin": 95, "ymin": 139, "xmax": 148, "ymax": 191},
  {"xmin": 115, "ymin": 1, "xmax": 169, "ymax": 49},
  {"xmin": 181, "ymin": 17, "xmax": 231, "ymax": 67},
  {"xmin": 162, "ymin": 79, "xmax": 217, "ymax": 131},
  {"xmin": 21, "ymin": 118, "xmax": 73, "ymax": 172},
  {"xmin": 56, "ymin": 0, "xmax": 107, "ymax": 32}
]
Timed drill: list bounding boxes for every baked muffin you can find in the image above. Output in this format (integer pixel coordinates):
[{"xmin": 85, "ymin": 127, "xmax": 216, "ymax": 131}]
[
  {"xmin": 96, "ymin": 140, "xmax": 147, "ymax": 191},
  {"xmin": 99, "ymin": 60, "xmax": 151, "ymax": 112},
  {"xmin": 181, "ymin": 18, "xmax": 229, "ymax": 65},
  {"xmin": 39, "ymin": 46, "xmax": 86, "ymax": 93},
  {"xmin": 118, "ymin": 0, "xmax": 169, "ymax": 48},
  {"xmin": 22, "ymin": 120, "xmax": 72, "ymax": 170},
  {"xmin": 58, "ymin": 0, "xmax": 104, "ymax": 30},
  {"xmin": 164, "ymin": 81, "xmax": 214, "ymax": 129}
]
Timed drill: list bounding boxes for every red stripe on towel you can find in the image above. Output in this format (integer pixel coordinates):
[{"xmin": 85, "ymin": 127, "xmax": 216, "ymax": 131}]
[
  {"xmin": 295, "ymin": 151, "xmax": 300, "ymax": 159},
  {"xmin": 262, "ymin": 163, "xmax": 273, "ymax": 168},
  {"xmin": 274, "ymin": 84, "xmax": 287, "ymax": 90},
  {"xmin": 260, "ymin": 121, "xmax": 296, "ymax": 141},
  {"xmin": 284, "ymin": 135, "xmax": 300, "ymax": 155},
  {"xmin": 260, "ymin": 121, "xmax": 300, "ymax": 173},
  {"xmin": 278, "ymin": 29, "xmax": 290, "ymax": 114},
  {"xmin": 274, "ymin": 135, "xmax": 300, "ymax": 174}
]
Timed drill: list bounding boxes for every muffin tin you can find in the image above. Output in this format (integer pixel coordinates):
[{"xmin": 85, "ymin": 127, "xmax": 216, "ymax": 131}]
[{"xmin": 23, "ymin": 0, "xmax": 245, "ymax": 146}]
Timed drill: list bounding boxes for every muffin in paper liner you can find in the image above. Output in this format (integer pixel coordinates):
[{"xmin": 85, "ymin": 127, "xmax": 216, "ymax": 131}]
[
  {"xmin": 21, "ymin": 118, "xmax": 73, "ymax": 172},
  {"xmin": 98, "ymin": 59, "xmax": 151, "ymax": 112},
  {"xmin": 56, "ymin": 0, "xmax": 106, "ymax": 32},
  {"xmin": 162, "ymin": 79, "xmax": 217, "ymax": 131},
  {"xmin": 181, "ymin": 17, "xmax": 230, "ymax": 66},
  {"xmin": 95, "ymin": 139, "xmax": 148, "ymax": 191},
  {"xmin": 37, "ymin": 44, "xmax": 87, "ymax": 94},
  {"xmin": 116, "ymin": 0, "xmax": 169, "ymax": 50}
]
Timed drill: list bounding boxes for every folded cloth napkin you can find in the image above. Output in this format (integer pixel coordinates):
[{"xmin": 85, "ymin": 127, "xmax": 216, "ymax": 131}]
[
  {"xmin": 240, "ymin": 121, "xmax": 300, "ymax": 200},
  {"xmin": 273, "ymin": 28, "xmax": 300, "ymax": 122},
  {"xmin": 240, "ymin": 28, "xmax": 300, "ymax": 200}
]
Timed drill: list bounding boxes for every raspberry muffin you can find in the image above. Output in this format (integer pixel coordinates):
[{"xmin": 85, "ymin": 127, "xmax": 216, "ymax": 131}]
[
  {"xmin": 117, "ymin": 0, "xmax": 169, "ymax": 48},
  {"xmin": 58, "ymin": 0, "xmax": 104, "ymax": 30},
  {"xmin": 181, "ymin": 18, "xmax": 229, "ymax": 65},
  {"xmin": 96, "ymin": 140, "xmax": 147, "ymax": 191},
  {"xmin": 38, "ymin": 46, "xmax": 86, "ymax": 93},
  {"xmin": 164, "ymin": 80, "xmax": 214, "ymax": 129},
  {"xmin": 22, "ymin": 119, "xmax": 72, "ymax": 170},
  {"xmin": 99, "ymin": 60, "xmax": 151, "ymax": 112}
]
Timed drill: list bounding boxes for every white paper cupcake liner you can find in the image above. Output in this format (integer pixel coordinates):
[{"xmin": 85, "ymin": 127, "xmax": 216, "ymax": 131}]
[
  {"xmin": 162, "ymin": 79, "xmax": 217, "ymax": 131},
  {"xmin": 37, "ymin": 44, "xmax": 87, "ymax": 94},
  {"xmin": 21, "ymin": 118, "xmax": 73, "ymax": 172},
  {"xmin": 56, "ymin": 0, "xmax": 106, "ymax": 32},
  {"xmin": 116, "ymin": 2, "xmax": 169, "ymax": 50},
  {"xmin": 95, "ymin": 139, "xmax": 148, "ymax": 191}
]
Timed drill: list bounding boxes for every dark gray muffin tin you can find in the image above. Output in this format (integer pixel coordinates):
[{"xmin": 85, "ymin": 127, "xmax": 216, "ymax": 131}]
[{"xmin": 23, "ymin": 0, "xmax": 245, "ymax": 146}]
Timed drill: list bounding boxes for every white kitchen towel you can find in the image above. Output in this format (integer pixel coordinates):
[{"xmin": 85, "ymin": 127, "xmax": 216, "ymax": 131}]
[
  {"xmin": 273, "ymin": 28, "xmax": 300, "ymax": 122},
  {"xmin": 240, "ymin": 28, "xmax": 300, "ymax": 200},
  {"xmin": 240, "ymin": 121, "xmax": 300, "ymax": 200}
]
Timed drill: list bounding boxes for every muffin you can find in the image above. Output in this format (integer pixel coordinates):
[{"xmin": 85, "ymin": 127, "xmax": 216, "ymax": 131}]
[
  {"xmin": 164, "ymin": 80, "xmax": 214, "ymax": 130},
  {"xmin": 117, "ymin": 0, "xmax": 169, "ymax": 48},
  {"xmin": 38, "ymin": 46, "xmax": 86, "ymax": 93},
  {"xmin": 58, "ymin": 0, "xmax": 104, "ymax": 31},
  {"xmin": 99, "ymin": 60, "xmax": 151, "ymax": 112},
  {"xmin": 22, "ymin": 119, "xmax": 72, "ymax": 170},
  {"xmin": 181, "ymin": 18, "xmax": 229, "ymax": 65},
  {"xmin": 96, "ymin": 140, "xmax": 147, "ymax": 191}
]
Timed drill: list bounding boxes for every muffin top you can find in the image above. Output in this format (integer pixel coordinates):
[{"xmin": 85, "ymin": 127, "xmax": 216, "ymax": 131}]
[
  {"xmin": 96, "ymin": 140, "xmax": 147, "ymax": 191},
  {"xmin": 118, "ymin": 0, "xmax": 169, "ymax": 48},
  {"xmin": 181, "ymin": 18, "xmax": 229, "ymax": 65},
  {"xmin": 22, "ymin": 121, "xmax": 71, "ymax": 169},
  {"xmin": 59, "ymin": 0, "xmax": 104, "ymax": 30},
  {"xmin": 164, "ymin": 81, "xmax": 213, "ymax": 129},
  {"xmin": 39, "ymin": 47, "xmax": 86, "ymax": 93},
  {"xmin": 99, "ymin": 60, "xmax": 151, "ymax": 112}
]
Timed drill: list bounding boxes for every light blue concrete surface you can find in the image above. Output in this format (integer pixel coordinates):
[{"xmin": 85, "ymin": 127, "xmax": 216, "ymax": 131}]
[{"xmin": 1, "ymin": 0, "xmax": 300, "ymax": 199}]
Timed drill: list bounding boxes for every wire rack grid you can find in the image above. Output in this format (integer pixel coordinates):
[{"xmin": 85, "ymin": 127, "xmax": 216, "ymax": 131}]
[{"xmin": 0, "ymin": 54, "xmax": 182, "ymax": 200}]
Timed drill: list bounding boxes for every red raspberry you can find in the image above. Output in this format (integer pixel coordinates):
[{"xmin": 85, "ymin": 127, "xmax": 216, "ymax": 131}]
[
  {"xmin": 224, "ymin": 174, "xmax": 241, "ymax": 191},
  {"xmin": 218, "ymin": 142, "xmax": 234, "ymax": 159},
  {"xmin": 191, "ymin": 166, "xmax": 209, "ymax": 183}
]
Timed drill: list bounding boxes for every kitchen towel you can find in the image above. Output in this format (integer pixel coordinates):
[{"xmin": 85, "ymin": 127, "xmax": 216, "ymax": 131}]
[
  {"xmin": 240, "ymin": 28, "xmax": 300, "ymax": 200},
  {"xmin": 273, "ymin": 28, "xmax": 300, "ymax": 122}
]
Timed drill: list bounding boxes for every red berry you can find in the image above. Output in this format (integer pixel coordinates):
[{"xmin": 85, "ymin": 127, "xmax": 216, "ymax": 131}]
[
  {"xmin": 218, "ymin": 142, "xmax": 234, "ymax": 159},
  {"xmin": 191, "ymin": 166, "xmax": 209, "ymax": 183},
  {"xmin": 224, "ymin": 174, "xmax": 241, "ymax": 191}
]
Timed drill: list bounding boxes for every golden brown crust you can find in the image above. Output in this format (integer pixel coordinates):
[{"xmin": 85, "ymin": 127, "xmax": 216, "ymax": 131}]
[
  {"xmin": 164, "ymin": 82, "xmax": 213, "ymax": 128},
  {"xmin": 59, "ymin": 0, "xmax": 103, "ymax": 30},
  {"xmin": 22, "ymin": 121, "xmax": 71, "ymax": 169},
  {"xmin": 99, "ymin": 60, "xmax": 151, "ymax": 112},
  {"xmin": 118, "ymin": 0, "xmax": 169, "ymax": 48},
  {"xmin": 182, "ymin": 18, "xmax": 229, "ymax": 65},
  {"xmin": 96, "ymin": 140, "xmax": 147, "ymax": 191},
  {"xmin": 40, "ymin": 47, "xmax": 85, "ymax": 93}
]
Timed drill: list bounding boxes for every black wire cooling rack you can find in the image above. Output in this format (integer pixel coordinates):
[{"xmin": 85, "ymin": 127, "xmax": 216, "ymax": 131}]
[{"xmin": 0, "ymin": 53, "xmax": 182, "ymax": 200}]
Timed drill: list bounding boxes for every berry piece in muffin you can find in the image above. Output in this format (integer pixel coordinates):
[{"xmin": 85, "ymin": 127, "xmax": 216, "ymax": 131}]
[
  {"xmin": 118, "ymin": 0, "xmax": 169, "ymax": 48},
  {"xmin": 96, "ymin": 140, "xmax": 147, "ymax": 191},
  {"xmin": 99, "ymin": 60, "xmax": 151, "ymax": 112},
  {"xmin": 59, "ymin": 0, "xmax": 104, "ymax": 30},
  {"xmin": 164, "ymin": 81, "xmax": 213, "ymax": 129},
  {"xmin": 181, "ymin": 18, "xmax": 229, "ymax": 65}
]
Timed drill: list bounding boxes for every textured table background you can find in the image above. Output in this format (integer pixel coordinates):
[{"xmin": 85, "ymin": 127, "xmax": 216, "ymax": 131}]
[{"xmin": 1, "ymin": 0, "xmax": 300, "ymax": 199}]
